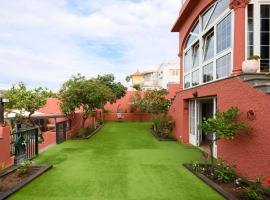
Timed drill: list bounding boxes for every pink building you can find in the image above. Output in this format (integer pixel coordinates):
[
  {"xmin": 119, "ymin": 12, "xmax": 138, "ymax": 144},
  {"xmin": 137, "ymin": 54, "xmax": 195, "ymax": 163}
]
[{"xmin": 170, "ymin": 0, "xmax": 270, "ymax": 179}]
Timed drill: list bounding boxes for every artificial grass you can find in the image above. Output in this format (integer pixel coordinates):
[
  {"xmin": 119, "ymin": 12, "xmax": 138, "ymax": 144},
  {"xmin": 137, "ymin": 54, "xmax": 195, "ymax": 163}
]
[{"xmin": 10, "ymin": 122, "xmax": 224, "ymax": 200}]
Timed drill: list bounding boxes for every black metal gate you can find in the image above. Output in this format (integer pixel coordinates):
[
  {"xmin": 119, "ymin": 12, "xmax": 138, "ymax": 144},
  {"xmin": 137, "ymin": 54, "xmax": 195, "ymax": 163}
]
[
  {"xmin": 56, "ymin": 120, "xmax": 69, "ymax": 144},
  {"xmin": 10, "ymin": 127, "xmax": 39, "ymax": 164}
]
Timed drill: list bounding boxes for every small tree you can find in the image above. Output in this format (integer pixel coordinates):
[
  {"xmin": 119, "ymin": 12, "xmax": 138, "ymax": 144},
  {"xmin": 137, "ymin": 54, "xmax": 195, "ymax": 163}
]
[
  {"xmin": 96, "ymin": 74, "xmax": 127, "ymax": 103},
  {"xmin": 59, "ymin": 74, "xmax": 115, "ymax": 128},
  {"xmin": 199, "ymin": 107, "xmax": 250, "ymax": 167},
  {"xmin": 4, "ymin": 82, "xmax": 53, "ymax": 123},
  {"xmin": 135, "ymin": 89, "xmax": 171, "ymax": 129}
]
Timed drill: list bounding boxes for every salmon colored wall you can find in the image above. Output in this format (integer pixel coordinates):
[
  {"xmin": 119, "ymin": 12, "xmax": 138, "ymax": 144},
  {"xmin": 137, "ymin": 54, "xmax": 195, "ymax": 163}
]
[
  {"xmin": 169, "ymin": 77, "xmax": 270, "ymax": 179},
  {"xmin": 39, "ymin": 131, "xmax": 56, "ymax": 152},
  {"xmin": 0, "ymin": 126, "xmax": 14, "ymax": 169},
  {"xmin": 104, "ymin": 113, "xmax": 151, "ymax": 121},
  {"xmin": 104, "ymin": 91, "xmax": 143, "ymax": 113}
]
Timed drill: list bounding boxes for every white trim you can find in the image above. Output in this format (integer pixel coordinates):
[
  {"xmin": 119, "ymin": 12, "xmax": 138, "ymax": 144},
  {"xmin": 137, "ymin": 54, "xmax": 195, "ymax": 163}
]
[{"xmin": 183, "ymin": 7, "xmax": 234, "ymax": 89}]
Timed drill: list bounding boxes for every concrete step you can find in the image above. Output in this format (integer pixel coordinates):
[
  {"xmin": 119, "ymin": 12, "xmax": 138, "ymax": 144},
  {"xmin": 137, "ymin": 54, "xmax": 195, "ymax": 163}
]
[
  {"xmin": 238, "ymin": 73, "xmax": 270, "ymax": 80},
  {"xmin": 243, "ymin": 77, "xmax": 270, "ymax": 85},
  {"xmin": 254, "ymin": 83, "xmax": 270, "ymax": 94}
]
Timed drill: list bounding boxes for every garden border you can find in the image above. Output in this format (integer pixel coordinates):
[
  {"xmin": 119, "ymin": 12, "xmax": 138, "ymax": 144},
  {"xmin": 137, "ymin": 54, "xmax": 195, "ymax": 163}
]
[
  {"xmin": 84, "ymin": 124, "xmax": 104, "ymax": 139},
  {"xmin": 0, "ymin": 165, "xmax": 53, "ymax": 200},
  {"xmin": 149, "ymin": 128, "xmax": 176, "ymax": 141},
  {"xmin": 183, "ymin": 163, "xmax": 239, "ymax": 200}
]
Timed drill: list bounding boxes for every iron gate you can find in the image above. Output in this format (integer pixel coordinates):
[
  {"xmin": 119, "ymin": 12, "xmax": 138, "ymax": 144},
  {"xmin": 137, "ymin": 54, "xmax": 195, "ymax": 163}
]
[
  {"xmin": 10, "ymin": 127, "xmax": 39, "ymax": 163},
  {"xmin": 56, "ymin": 120, "xmax": 70, "ymax": 144}
]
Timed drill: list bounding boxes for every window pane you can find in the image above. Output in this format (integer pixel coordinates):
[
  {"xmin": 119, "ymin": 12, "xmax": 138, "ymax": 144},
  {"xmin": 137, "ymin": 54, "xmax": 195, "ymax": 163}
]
[
  {"xmin": 261, "ymin": 5, "xmax": 270, "ymax": 18},
  {"xmin": 202, "ymin": 6, "xmax": 214, "ymax": 29},
  {"xmin": 217, "ymin": 13, "xmax": 231, "ymax": 53},
  {"xmin": 248, "ymin": 4, "xmax": 253, "ymax": 18},
  {"xmin": 261, "ymin": 60, "xmax": 270, "ymax": 72},
  {"xmin": 192, "ymin": 70, "xmax": 199, "ymax": 86},
  {"xmin": 185, "ymin": 34, "xmax": 197, "ymax": 48},
  {"xmin": 217, "ymin": 53, "xmax": 231, "ymax": 79},
  {"xmin": 248, "ymin": 4, "xmax": 254, "ymax": 57},
  {"xmin": 204, "ymin": 31, "xmax": 214, "ymax": 61},
  {"xmin": 184, "ymin": 74, "xmax": 191, "ymax": 88},
  {"xmin": 261, "ymin": 46, "xmax": 269, "ymax": 59},
  {"xmin": 185, "ymin": 21, "xmax": 200, "ymax": 48},
  {"xmin": 203, "ymin": 63, "xmax": 213, "ymax": 83},
  {"xmin": 207, "ymin": 0, "xmax": 230, "ymax": 28},
  {"xmin": 192, "ymin": 22, "xmax": 200, "ymax": 35},
  {"xmin": 261, "ymin": 19, "xmax": 270, "ymax": 31},
  {"xmin": 260, "ymin": 5, "xmax": 270, "ymax": 72},
  {"xmin": 184, "ymin": 49, "xmax": 192, "ymax": 73},
  {"xmin": 193, "ymin": 43, "xmax": 199, "ymax": 68}
]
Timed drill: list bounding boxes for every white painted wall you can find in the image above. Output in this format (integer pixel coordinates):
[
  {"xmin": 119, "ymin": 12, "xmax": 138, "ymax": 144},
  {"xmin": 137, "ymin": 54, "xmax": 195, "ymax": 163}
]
[{"xmin": 157, "ymin": 61, "xmax": 180, "ymax": 89}]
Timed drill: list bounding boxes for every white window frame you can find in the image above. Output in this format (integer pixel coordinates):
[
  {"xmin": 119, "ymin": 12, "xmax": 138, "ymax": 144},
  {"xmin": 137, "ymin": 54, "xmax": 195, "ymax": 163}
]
[
  {"xmin": 246, "ymin": 0, "xmax": 270, "ymax": 72},
  {"xmin": 183, "ymin": 0, "xmax": 234, "ymax": 90}
]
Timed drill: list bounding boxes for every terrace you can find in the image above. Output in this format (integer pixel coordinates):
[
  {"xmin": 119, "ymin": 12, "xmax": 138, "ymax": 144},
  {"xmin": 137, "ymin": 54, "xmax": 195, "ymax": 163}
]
[{"xmin": 6, "ymin": 122, "xmax": 223, "ymax": 200}]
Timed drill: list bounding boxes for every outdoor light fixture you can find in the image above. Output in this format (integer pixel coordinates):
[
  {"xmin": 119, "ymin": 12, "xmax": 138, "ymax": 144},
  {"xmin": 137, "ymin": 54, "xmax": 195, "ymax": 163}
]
[{"xmin": 0, "ymin": 96, "xmax": 10, "ymax": 125}]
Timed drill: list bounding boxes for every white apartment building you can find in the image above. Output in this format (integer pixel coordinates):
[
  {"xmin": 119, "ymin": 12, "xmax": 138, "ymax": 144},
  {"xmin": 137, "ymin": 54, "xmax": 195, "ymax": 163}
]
[
  {"xmin": 157, "ymin": 62, "xmax": 180, "ymax": 89},
  {"xmin": 130, "ymin": 61, "xmax": 180, "ymax": 90}
]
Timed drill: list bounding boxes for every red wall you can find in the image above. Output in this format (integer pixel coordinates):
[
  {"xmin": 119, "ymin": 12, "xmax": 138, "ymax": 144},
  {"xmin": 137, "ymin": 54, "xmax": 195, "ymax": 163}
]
[
  {"xmin": 0, "ymin": 126, "xmax": 14, "ymax": 169},
  {"xmin": 104, "ymin": 91, "xmax": 143, "ymax": 113},
  {"xmin": 104, "ymin": 113, "xmax": 151, "ymax": 121},
  {"xmin": 169, "ymin": 77, "xmax": 270, "ymax": 179}
]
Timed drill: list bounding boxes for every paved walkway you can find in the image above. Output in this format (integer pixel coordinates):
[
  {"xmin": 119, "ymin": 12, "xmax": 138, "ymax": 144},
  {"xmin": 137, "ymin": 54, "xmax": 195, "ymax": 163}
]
[{"xmin": 11, "ymin": 122, "xmax": 223, "ymax": 200}]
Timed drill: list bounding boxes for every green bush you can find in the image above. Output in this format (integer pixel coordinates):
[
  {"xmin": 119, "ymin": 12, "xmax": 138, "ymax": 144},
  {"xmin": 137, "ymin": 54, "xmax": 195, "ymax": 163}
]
[
  {"xmin": 17, "ymin": 160, "xmax": 31, "ymax": 176},
  {"xmin": 153, "ymin": 115, "xmax": 175, "ymax": 137},
  {"xmin": 244, "ymin": 178, "xmax": 264, "ymax": 200},
  {"xmin": 214, "ymin": 159, "xmax": 236, "ymax": 183}
]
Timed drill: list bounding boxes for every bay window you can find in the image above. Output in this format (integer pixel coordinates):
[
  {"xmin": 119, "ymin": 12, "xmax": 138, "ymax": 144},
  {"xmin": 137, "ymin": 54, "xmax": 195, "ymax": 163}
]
[
  {"xmin": 247, "ymin": 1, "xmax": 270, "ymax": 72},
  {"xmin": 183, "ymin": 0, "xmax": 232, "ymax": 89}
]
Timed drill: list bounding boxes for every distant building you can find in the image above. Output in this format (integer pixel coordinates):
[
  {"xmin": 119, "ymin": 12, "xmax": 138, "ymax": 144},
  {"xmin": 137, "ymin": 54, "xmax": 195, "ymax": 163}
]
[
  {"xmin": 157, "ymin": 62, "xmax": 180, "ymax": 89},
  {"xmin": 129, "ymin": 61, "xmax": 180, "ymax": 90},
  {"xmin": 130, "ymin": 71, "xmax": 144, "ymax": 90},
  {"xmin": 141, "ymin": 70, "xmax": 159, "ymax": 90}
]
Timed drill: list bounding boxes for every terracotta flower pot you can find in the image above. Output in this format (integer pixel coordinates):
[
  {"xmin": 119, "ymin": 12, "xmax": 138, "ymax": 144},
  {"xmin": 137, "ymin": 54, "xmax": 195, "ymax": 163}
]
[{"xmin": 242, "ymin": 60, "xmax": 260, "ymax": 73}]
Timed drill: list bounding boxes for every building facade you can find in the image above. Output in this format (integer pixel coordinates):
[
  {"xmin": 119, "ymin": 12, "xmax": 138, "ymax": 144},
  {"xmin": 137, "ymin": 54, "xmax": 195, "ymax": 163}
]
[
  {"xmin": 129, "ymin": 61, "xmax": 180, "ymax": 90},
  {"xmin": 157, "ymin": 62, "xmax": 180, "ymax": 88},
  {"xmin": 170, "ymin": 0, "xmax": 270, "ymax": 179}
]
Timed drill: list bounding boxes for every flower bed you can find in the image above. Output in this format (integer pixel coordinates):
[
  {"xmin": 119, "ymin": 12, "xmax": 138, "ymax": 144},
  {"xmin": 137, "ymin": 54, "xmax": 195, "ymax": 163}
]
[
  {"xmin": 150, "ymin": 128, "xmax": 176, "ymax": 141},
  {"xmin": 0, "ymin": 164, "xmax": 52, "ymax": 200},
  {"xmin": 184, "ymin": 163, "xmax": 270, "ymax": 200},
  {"xmin": 73, "ymin": 123, "xmax": 104, "ymax": 140}
]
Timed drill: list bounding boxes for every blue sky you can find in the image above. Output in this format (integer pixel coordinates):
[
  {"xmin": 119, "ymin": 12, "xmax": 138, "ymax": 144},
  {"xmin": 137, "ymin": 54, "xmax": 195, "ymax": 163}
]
[{"xmin": 0, "ymin": 0, "xmax": 181, "ymax": 91}]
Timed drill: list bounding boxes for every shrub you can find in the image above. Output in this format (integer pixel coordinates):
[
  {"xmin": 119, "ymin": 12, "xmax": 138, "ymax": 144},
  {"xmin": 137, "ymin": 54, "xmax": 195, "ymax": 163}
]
[
  {"xmin": 247, "ymin": 55, "xmax": 260, "ymax": 60},
  {"xmin": 17, "ymin": 160, "xmax": 31, "ymax": 176},
  {"xmin": 214, "ymin": 159, "xmax": 236, "ymax": 183},
  {"xmin": 154, "ymin": 114, "xmax": 175, "ymax": 137},
  {"xmin": 244, "ymin": 177, "xmax": 264, "ymax": 200}
]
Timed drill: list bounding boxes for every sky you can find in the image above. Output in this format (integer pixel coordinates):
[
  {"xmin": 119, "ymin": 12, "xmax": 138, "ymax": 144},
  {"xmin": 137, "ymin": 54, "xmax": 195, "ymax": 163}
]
[{"xmin": 0, "ymin": 0, "xmax": 181, "ymax": 91}]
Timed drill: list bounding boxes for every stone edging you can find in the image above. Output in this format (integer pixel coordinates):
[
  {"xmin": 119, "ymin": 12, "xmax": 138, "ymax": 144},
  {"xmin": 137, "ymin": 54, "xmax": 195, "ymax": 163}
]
[{"xmin": 0, "ymin": 165, "xmax": 53, "ymax": 200}]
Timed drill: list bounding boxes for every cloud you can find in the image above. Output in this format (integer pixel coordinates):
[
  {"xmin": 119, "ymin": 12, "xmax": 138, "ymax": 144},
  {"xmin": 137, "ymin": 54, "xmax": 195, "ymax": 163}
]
[{"xmin": 0, "ymin": 0, "xmax": 181, "ymax": 91}]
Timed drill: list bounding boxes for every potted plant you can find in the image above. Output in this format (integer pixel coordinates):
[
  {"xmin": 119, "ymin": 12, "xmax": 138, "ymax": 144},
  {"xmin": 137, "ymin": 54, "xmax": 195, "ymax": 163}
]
[{"xmin": 242, "ymin": 55, "xmax": 260, "ymax": 73}]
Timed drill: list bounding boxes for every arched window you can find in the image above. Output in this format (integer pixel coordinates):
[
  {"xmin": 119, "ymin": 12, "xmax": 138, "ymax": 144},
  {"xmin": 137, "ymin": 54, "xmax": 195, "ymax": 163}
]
[{"xmin": 183, "ymin": 0, "xmax": 232, "ymax": 89}]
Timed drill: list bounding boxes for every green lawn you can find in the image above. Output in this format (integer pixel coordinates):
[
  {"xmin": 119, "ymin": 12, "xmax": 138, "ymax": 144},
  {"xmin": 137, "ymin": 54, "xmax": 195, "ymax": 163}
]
[{"xmin": 10, "ymin": 122, "xmax": 224, "ymax": 200}]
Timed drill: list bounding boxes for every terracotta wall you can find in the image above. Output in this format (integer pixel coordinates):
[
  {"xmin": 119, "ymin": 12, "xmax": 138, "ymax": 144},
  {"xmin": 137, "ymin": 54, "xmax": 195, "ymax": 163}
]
[
  {"xmin": 104, "ymin": 113, "xmax": 151, "ymax": 121},
  {"xmin": 169, "ymin": 77, "xmax": 270, "ymax": 179},
  {"xmin": 0, "ymin": 126, "xmax": 14, "ymax": 169},
  {"xmin": 104, "ymin": 91, "xmax": 143, "ymax": 113}
]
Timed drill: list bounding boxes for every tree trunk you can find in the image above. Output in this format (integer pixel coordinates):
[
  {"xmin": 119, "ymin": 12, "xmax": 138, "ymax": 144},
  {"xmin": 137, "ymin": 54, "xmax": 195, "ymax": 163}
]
[
  {"xmin": 82, "ymin": 117, "xmax": 87, "ymax": 128},
  {"xmin": 209, "ymin": 140, "xmax": 215, "ymax": 174}
]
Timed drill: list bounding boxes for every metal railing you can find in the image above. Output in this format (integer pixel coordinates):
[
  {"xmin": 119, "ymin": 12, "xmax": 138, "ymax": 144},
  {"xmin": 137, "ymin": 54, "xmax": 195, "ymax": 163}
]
[{"xmin": 10, "ymin": 127, "xmax": 39, "ymax": 163}]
